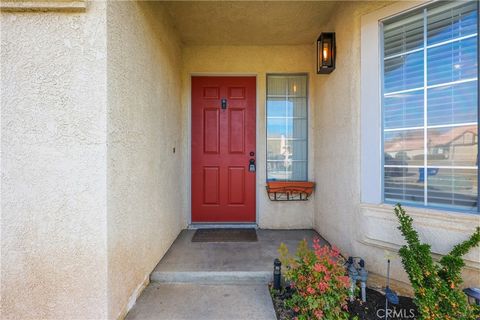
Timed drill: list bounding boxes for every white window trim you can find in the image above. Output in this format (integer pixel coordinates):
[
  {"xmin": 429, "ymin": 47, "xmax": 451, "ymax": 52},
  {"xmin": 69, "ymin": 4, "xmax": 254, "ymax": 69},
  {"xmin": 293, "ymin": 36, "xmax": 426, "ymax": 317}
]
[{"xmin": 360, "ymin": 1, "xmax": 430, "ymax": 204}]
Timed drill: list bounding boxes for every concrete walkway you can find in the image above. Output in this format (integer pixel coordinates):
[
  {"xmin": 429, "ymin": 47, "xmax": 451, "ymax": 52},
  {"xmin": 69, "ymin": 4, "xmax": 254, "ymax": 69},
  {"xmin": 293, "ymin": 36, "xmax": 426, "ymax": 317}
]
[
  {"xmin": 125, "ymin": 283, "xmax": 276, "ymax": 320},
  {"xmin": 126, "ymin": 229, "xmax": 326, "ymax": 320}
]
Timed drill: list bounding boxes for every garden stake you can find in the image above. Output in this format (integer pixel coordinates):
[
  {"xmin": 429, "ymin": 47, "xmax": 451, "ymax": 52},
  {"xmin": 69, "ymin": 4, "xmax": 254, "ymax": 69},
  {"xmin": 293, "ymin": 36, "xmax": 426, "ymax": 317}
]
[
  {"xmin": 384, "ymin": 259, "xmax": 399, "ymax": 320},
  {"xmin": 385, "ymin": 259, "xmax": 389, "ymax": 320}
]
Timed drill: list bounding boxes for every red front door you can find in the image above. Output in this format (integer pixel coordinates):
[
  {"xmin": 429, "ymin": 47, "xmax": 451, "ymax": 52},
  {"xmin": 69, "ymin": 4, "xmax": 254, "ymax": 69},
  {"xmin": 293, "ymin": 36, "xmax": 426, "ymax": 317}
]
[{"xmin": 191, "ymin": 76, "xmax": 256, "ymax": 223}]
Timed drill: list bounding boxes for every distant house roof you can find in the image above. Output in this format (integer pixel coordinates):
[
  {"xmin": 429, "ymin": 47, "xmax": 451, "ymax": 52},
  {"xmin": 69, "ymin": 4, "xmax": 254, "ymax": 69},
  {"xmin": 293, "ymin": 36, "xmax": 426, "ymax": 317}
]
[{"xmin": 384, "ymin": 125, "xmax": 477, "ymax": 152}]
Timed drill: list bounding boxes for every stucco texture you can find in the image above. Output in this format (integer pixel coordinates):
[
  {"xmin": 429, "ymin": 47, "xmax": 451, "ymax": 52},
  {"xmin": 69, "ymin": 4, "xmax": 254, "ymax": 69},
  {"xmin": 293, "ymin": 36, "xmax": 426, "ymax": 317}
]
[
  {"xmin": 163, "ymin": 1, "xmax": 336, "ymax": 45},
  {"xmin": 1, "ymin": 1, "xmax": 108, "ymax": 319},
  {"xmin": 106, "ymin": 2, "xmax": 185, "ymax": 319},
  {"xmin": 1, "ymin": 1, "xmax": 185, "ymax": 319},
  {"xmin": 182, "ymin": 45, "xmax": 316, "ymax": 229},
  {"xmin": 313, "ymin": 1, "xmax": 480, "ymax": 292},
  {"xmin": 2, "ymin": 1, "xmax": 480, "ymax": 318}
]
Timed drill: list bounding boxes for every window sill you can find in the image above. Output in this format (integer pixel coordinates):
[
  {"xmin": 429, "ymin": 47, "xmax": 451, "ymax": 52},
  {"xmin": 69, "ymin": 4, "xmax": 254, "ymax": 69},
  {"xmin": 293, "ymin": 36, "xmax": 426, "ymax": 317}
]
[
  {"xmin": 358, "ymin": 202, "xmax": 480, "ymax": 270},
  {"xmin": 359, "ymin": 202, "xmax": 479, "ymax": 229}
]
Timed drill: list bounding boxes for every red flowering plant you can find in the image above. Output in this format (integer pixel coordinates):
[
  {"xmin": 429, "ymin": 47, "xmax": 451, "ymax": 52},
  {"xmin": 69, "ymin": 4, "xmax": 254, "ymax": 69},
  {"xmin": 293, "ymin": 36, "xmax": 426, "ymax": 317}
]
[{"xmin": 278, "ymin": 238, "xmax": 352, "ymax": 320}]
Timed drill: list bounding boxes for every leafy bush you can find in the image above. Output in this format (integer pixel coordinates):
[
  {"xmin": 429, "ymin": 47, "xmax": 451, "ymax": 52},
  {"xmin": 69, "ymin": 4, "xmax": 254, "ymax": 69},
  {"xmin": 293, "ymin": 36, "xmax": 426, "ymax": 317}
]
[
  {"xmin": 278, "ymin": 238, "xmax": 351, "ymax": 320},
  {"xmin": 394, "ymin": 203, "xmax": 480, "ymax": 320}
]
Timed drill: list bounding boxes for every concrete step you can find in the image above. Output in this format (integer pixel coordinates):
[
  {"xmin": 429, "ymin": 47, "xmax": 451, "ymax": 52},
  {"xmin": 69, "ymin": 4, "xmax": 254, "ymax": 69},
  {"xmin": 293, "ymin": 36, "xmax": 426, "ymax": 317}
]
[
  {"xmin": 150, "ymin": 270, "xmax": 272, "ymax": 285},
  {"xmin": 125, "ymin": 283, "xmax": 277, "ymax": 320},
  {"xmin": 149, "ymin": 229, "xmax": 323, "ymax": 286}
]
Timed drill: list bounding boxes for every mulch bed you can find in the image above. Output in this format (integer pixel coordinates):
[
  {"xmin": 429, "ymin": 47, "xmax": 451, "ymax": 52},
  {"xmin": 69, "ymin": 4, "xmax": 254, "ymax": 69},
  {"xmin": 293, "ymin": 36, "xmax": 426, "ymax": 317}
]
[{"xmin": 270, "ymin": 285, "xmax": 419, "ymax": 320}]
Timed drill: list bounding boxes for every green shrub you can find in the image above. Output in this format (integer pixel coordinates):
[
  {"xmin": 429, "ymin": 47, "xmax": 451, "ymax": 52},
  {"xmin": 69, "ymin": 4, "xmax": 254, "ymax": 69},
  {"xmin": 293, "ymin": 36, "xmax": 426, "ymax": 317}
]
[
  {"xmin": 394, "ymin": 203, "xmax": 480, "ymax": 320},
  {"xmin": 278, "ymin": 238, "xmax": 352, "ymax": 320}
]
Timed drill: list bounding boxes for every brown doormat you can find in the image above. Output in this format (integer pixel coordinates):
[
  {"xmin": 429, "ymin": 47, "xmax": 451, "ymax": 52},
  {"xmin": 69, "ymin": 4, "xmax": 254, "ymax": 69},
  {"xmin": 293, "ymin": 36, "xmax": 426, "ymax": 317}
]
[{"xmin": 191, "ymin": 228, "xmax": 258, "ymax": 242}]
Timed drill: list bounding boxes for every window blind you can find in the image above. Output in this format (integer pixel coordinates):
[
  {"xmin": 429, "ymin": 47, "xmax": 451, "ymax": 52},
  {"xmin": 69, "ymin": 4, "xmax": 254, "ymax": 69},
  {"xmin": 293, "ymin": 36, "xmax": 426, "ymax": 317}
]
[{"xmin": 382, "ymin": 1, "xmax": 478, "ymax": 212}]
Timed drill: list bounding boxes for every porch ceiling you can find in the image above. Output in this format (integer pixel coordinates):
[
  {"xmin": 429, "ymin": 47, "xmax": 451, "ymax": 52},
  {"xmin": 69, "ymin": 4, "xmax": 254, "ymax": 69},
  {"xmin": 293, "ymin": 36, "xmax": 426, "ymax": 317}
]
[{"xmin": 161, "ymin": 1, "xmax": 337, "ymax": 45}]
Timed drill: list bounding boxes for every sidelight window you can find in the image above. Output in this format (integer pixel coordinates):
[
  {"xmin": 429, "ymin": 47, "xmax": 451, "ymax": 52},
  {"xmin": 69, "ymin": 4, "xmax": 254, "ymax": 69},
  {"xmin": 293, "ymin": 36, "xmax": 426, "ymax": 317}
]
[{"xmin": 266, "ymin": 74, "xmax": 308, "ymax": 181}]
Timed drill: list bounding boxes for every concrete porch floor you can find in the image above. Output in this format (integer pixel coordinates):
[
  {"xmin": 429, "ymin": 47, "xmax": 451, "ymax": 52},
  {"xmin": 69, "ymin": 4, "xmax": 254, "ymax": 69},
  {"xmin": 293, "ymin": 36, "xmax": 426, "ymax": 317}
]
[
  {"xmin": 126, "ymin": 229, "xmax": 327, "ymax": 319},
  {"xmin": 152, "ymin": 229, "xmax": 326, "ymax": 283}
]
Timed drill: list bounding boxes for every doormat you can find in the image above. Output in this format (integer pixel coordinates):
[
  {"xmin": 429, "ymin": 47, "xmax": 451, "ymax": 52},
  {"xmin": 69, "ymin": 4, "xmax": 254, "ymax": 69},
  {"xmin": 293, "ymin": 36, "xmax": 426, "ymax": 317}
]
[{"xmin": 191, "ymin": 228, "xmax": 258, "ymax": 242}]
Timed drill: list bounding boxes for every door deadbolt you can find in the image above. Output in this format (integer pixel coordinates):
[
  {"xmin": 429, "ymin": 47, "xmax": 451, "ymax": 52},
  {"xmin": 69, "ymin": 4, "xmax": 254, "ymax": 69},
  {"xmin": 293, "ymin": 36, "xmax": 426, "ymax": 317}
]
[
  {"xmin": 221, "ymin": 98, "xmax": 227, "ymax": 110},
  {"xmin": 249, "ymin": 159, "xmax": 256, "ymax": 172}
]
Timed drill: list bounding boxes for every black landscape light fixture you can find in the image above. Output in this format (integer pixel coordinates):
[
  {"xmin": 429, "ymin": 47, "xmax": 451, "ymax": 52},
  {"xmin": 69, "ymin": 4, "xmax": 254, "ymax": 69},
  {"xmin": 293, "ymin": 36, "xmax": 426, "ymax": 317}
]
[
  {"xmin": 273, "ymin": 259, "xmax": 281, "ymax": 290},
  {"xmin": 317, "ymin": 32, "xmax": 336, "ymax": 74}
]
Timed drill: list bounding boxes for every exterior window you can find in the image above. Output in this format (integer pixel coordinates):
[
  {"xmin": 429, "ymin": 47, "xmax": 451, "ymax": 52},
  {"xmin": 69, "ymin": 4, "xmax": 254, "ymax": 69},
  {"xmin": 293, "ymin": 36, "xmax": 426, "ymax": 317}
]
[
  {"xmin": 382, "ymin": 1, "xmax": 479, "ymax": 212},
  {"xmin": 266, "ymin": 74, "xmax": 308, "ymax": 181}
]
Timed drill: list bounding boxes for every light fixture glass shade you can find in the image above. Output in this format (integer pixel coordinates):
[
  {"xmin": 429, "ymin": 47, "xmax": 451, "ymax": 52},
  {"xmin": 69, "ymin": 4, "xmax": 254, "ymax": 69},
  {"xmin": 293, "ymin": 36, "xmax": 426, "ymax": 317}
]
[{"xmin": 317, "ymin": 32, "xmax": 336, "ymax": 74}]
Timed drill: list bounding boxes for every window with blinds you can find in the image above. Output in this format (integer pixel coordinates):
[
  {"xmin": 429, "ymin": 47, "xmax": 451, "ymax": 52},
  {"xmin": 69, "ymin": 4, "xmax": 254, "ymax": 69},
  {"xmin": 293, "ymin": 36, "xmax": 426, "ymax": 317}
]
[
  {"xmin": 266, "ymin": 74, "xmax": 308, "ymax": 181},
  {"xmin": 382, "ymin": 1, "xmax": 479, "ymax": 212}
]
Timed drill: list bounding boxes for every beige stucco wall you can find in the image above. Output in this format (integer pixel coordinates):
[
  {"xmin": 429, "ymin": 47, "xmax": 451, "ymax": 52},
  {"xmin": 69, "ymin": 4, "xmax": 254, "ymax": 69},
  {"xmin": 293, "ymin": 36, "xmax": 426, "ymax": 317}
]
[
  {"xmin": 2, "ymin": 1, "xmax": 479, "ymax": 318},
  {"xmin": 1, "ymin": 1, "xmax": 185, "ymax": 318},
  {"xmin": 313, "ymin": 2, "xmax": 480, "ymax": 292},
  {"xmin": 1, "ymin": 2, "xmax": 108, "ymax": 319},
  {"xmin": 182, "ymin": 45, "xmax": 316, "ymax": 229},
  {"xmin": 106, "ymin": 2, "xmax": 185, "ymax": 319}
]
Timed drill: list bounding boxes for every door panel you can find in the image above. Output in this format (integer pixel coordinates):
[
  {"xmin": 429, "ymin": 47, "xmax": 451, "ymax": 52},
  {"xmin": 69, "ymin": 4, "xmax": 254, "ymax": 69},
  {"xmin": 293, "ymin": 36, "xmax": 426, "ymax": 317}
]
[
  {"xmin": 203, "ymin": 109, "xmax": 220, "ymax": 154},
  {"xmin": 228, "ymin": 109, "xmax": 245, "ymax": 153},
  {"xmin": 203, "ymin": 167, "xmax": 220, "ymax": 204},
  {"xmin": 192, "ymin": 76, "xmax": 256, "ymax": 223}
]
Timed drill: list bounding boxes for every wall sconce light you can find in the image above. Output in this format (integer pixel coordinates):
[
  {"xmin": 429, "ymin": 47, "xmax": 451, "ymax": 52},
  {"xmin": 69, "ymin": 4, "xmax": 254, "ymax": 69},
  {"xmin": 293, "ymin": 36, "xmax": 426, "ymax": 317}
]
[{"xmin": 317, "ymin": 32, "xmax": 336, "ymax": 74}]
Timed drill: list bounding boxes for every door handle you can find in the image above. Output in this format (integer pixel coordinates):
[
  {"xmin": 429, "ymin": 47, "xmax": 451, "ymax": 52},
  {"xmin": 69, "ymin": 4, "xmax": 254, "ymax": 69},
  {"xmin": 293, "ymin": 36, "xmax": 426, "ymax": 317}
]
[{"xmin": 249, "ymin": 159, "xmax": 256, "ymax": 172}]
